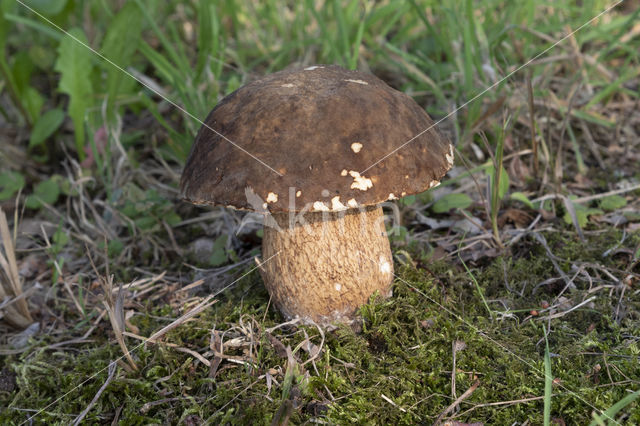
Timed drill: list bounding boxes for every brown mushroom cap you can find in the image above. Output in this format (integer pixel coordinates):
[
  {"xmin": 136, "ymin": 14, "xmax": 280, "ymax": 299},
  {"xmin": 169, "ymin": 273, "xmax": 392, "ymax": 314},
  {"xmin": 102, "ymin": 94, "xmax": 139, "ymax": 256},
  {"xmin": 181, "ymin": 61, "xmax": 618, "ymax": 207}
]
[{"xmin": 180, "ymin": 65, "xmax": 453, "ymax": 212}]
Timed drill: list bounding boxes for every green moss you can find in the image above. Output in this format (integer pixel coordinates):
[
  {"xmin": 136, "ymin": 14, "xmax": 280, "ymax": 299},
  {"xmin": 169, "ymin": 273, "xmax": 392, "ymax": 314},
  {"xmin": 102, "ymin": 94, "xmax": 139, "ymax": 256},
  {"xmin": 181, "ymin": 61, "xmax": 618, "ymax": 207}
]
[{"xmin": 2, "ymin": 230, "xmax": 638, "ymax": 424}]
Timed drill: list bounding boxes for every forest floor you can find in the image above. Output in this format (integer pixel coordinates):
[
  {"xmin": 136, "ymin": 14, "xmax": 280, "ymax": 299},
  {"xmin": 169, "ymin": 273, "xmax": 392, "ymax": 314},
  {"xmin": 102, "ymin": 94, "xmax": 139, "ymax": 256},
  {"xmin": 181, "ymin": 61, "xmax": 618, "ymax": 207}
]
[{"xmin": 1, "ymin": 1, "xmax": 639, "ymax": 424}]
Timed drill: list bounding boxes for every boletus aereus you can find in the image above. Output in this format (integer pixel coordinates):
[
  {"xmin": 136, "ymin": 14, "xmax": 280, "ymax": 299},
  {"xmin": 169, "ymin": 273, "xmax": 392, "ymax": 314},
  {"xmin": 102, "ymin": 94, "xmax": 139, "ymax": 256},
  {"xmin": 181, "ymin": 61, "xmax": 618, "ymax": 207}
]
[{"xmin": 180, "ymin": 65, "xmax": 453, "ymax": 325}]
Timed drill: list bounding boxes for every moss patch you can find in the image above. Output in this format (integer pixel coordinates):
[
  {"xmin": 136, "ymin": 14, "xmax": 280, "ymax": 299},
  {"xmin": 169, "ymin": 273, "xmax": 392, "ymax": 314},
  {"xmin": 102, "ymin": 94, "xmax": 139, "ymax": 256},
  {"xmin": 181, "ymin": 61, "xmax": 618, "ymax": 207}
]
[{"xmin": 2, "ymin": 230, "xmax": 638, "ymax": 424}]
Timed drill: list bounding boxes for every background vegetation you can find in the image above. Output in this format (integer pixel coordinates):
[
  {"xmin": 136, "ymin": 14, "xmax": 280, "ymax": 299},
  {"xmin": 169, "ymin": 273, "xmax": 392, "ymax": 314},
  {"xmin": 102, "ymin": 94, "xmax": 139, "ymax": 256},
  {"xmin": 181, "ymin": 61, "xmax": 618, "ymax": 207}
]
[{"xmin": 1, "ymin": 0, "xmax": 639, "ymax": 424}]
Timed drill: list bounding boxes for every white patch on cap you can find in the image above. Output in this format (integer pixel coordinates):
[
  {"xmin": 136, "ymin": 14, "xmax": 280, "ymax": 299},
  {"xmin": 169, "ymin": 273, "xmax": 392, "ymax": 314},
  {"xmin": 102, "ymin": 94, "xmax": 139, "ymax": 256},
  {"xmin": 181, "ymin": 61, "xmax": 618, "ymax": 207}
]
[
  {"xmin": 351, "ymin": 142, "xmax": 363, "ymax": 153},
  {"xmin": 313, "ymin": 201, "xmax": 329, "ymax": 211},
  {"xmin": 296, "ymin": 190, "xmax": 302, "ymax": 197},
  {"xmin": 347, "ymin": 198, "xmax": 358, "ymax": 208},
  {"xmin": 321, "ymin": 189, "xmax": 330, "ymax": 197},
  {"xmin": 341, "ymin": 169, "xmax": 348, "ymax": 176},
  {"xmin": 429, "ymin": 180, "xmax": 441, "ymax": 188},
  {"xmin": 379, "ymin": 256, "xmax": 391, "ymax": 274},
  {"xmin": 281, "ymin": 83, "xmax": 294, "ymax": 88},
  {"xmin": 266, "ymin": 192, "xmax": 278, "ymax": 203},
  {"xmin": 446, "ymin": 144, "xmax": 455, "ymax": 166},
  {"xmin": 262, "ymin": 203, "xmax": 268, "ymax": 209},
  {"xmin": 334, "ymin": 283, "xmax": 342, "ymax": 292},
  {"xmin": 344, "ymin": 79, "xmax": 368, "ymax": 85},
  {"xmin": 304, "ymin": 65, "xmax": 323, "ymax": 70},
  {"xmin": 401, "ymin": 192, "xmax": 407, "ymax": 197},
  {"xmin": 405, "ymin": 175, "xmax": 409, "ymax": 179},
  {"xmin": 348, "ymin": 171, "xmax": 373, "ymax": 191},
  {"xmin": 331, "ymin": 196, "xmax": 346, "ymax": 211},
  {"xmin": 388, "ymin": 193, "xmax": 398, "ymax": 200}
]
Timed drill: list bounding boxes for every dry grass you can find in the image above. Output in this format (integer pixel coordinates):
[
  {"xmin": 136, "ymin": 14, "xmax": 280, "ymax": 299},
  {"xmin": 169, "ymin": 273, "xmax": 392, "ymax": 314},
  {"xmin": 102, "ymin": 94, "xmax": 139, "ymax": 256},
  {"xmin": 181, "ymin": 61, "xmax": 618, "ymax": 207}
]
[{"xmin": 0, "ymin": 207, "xmax": 33, "ymax": 329}]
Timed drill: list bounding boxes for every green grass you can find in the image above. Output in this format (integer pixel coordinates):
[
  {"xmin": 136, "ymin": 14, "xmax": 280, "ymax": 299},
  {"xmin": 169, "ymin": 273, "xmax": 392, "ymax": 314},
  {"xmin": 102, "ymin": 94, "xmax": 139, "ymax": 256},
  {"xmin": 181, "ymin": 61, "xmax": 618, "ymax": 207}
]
[{"xmin": 1, "ymin": 0, "xmax": 639, "ymax": 424}]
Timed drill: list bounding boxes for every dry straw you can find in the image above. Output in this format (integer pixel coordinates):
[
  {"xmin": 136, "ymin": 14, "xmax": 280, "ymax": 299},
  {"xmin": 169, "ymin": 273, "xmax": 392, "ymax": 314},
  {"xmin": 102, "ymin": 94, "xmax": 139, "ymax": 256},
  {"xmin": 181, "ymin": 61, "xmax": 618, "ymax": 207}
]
[{"xmin": 0, "ymin": 208, "xmax": 33, "ymax": 329}]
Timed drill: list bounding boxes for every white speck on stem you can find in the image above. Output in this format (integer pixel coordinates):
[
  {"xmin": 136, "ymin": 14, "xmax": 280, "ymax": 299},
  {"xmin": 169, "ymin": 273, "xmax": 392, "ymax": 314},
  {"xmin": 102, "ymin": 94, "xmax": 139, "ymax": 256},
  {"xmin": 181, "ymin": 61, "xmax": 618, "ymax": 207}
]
[{"xmin": 379, "ymin": 256, "xmax": 391, "ymax": 274}]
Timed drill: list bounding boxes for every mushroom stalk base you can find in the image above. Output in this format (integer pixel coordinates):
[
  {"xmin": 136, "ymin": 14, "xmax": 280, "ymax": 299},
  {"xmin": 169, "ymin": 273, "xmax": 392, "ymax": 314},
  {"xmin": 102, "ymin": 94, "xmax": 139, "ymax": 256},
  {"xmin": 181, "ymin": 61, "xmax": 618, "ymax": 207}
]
[{"xmin": 260, "ymin": 206, "xmax": 393, "ymax": 325}]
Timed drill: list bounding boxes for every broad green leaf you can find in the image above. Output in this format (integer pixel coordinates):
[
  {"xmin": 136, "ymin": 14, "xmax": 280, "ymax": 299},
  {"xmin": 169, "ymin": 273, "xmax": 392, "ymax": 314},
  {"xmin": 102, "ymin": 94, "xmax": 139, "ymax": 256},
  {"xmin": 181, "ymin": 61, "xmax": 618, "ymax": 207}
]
[
  {"xmin": 25, "ymin": 178, "xmax": 61, "ymax": 209},
  {"xmin": 29, "ymin": 108, "xmax": 65, "ymax": 148},
  {"xmin": 0, "ymin": 171, "xmax": 25, "ymax": 200},
  {"xmin": 100, "ymin": 1, "xmax": 143, "ymax": 114},
  {"xmin": 54, "ymin": 27, "xmax": 93, "ymax": 160},
  {"xmin": 432, "ymin": 193, "xmax": 472, "ymax": 213},
  {"xmin": 23, "ymin": 0, "xmax": 67, "ymax": 15},
  {"xmin": 510, "ymin": 192, "xmax": 534, "ymax": 209},
  {"xmin": 599, "ymin": 195, "xmax": 627, "ymax": 211}
]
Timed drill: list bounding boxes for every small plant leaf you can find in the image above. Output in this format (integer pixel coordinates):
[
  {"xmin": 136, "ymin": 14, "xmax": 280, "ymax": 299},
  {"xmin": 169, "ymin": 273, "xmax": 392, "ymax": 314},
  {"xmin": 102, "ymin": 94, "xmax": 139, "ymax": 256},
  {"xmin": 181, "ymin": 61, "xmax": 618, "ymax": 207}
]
[
  {"xmin": 432, "ymin": 193, "xmax": 472, "ymax": 213},
  {"xmin": 489, "ymin": 164, "xmax": 510, "ymax": 200},
  {"xmin": 398, "ymin": 194, "xmax": 416, "ymax": 207},
  {"xmin": 29, "ymin": 108, "xmax": 65, "ymax": 148},
  {"xmin": 510, "ymin": 192, "xmax": 534, "ymax": 209},
  {"xmin": 54, "ymin": 27, "xmax": 93, "ymax": 160},
  {"xmin": 562, "ymin": 198, "xmax": 603, "ymax": 228},
  {"xmin": 598, "ymin": 195, "xmax": 627, "ymax": 211},
  {"xmin": 25, "ymin": 177, "xmax": 60, "ymax": 209},
  {"xmin": 50, "ymin": 226, "xmax": 69, "ymax": 254},
  {"xmin": 209, "ymin": 235, "xmax": 229, "ymax": 267},
  {"xmin": 0, "ymin": 171, "xmax": 25, "ymax": 201}
]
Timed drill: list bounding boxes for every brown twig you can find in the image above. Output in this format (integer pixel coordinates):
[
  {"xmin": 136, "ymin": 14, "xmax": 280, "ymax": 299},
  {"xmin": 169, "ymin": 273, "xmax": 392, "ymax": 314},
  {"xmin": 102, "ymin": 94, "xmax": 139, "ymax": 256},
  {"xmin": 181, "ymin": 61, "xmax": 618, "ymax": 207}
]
[
  {"xmin": 72, "ymin": 361, "xmax": 117, "ymax": 426},
  {"xmin": 434, "ymin": 380, "xmax": 481, "ymax": 425}
]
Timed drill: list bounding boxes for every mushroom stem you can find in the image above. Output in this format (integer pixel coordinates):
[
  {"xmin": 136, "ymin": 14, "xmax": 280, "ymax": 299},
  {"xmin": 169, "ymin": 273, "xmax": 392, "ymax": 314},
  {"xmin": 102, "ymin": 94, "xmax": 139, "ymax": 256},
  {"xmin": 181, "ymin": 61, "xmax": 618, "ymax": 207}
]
[{"xmin": 260, "ymin": 206, "xmax": 393, "ymax": 324}]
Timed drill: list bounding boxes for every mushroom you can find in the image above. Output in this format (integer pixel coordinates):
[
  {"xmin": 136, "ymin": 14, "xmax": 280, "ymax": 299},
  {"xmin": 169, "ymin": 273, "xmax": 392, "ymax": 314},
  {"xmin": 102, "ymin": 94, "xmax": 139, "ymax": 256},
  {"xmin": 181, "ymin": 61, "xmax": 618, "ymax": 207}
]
[{"xmin": 180, "ymin": 65, "xmax": 453, "ymax": 324}]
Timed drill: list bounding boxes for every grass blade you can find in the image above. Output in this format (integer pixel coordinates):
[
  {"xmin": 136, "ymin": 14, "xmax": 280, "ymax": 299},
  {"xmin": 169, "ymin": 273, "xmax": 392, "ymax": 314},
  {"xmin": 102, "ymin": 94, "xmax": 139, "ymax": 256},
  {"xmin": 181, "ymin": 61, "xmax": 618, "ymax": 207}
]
[
  {"xmin": 543, "ymin": 324, "xmax": 552, "ymax": 426},
  {"xmin": 588, "ymin": 390, "xmax": 640, "ymax": 426}
]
